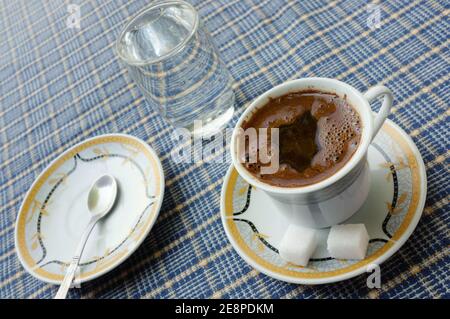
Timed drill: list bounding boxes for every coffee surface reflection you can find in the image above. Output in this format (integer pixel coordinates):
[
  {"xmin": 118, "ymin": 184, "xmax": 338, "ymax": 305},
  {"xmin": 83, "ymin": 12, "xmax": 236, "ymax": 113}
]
[{"xmin": 242, "ymin": 91, "xmax": 362, "ymax": 187}]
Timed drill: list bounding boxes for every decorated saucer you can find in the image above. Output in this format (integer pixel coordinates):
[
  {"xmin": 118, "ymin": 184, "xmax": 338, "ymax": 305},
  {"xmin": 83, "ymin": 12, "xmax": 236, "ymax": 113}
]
[
  {"xmin": 15, "ymin": 134, "xmax": 165, "ymax": 284},
  {"xmin": 220, "ymin": 119, "xmax": 426, "ymax": 284}
]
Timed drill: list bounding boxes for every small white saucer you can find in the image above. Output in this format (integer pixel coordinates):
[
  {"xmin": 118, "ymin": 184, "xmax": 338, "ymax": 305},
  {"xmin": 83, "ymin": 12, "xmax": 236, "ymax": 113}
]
[
  {"xmin": 220, "ymin": 119, "xmax": 427, "ymax": 284},
  {"xmin": 15, "ymin": 134, "xmax": 165, "ymax": 284}
]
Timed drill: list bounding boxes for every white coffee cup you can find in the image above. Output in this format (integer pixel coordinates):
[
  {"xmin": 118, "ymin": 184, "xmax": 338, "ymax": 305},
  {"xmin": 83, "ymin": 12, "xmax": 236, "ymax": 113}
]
[{"xmin": 230, "ymin": 77, "xmax": 393, "ymax": 228}]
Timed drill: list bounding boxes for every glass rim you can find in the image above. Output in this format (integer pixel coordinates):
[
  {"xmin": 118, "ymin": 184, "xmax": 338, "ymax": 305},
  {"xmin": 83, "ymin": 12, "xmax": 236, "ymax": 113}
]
[{"xmin": 115, "ymin": 0, "xmax": 199, "ymax": 66}]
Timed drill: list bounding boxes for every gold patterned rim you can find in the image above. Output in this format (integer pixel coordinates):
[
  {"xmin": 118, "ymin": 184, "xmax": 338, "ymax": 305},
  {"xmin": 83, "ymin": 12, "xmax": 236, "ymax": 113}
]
[
  {"xmin": 223, "ymin": 121, "xmax": 426, "ymax": 282},
  {"xmin": 15, "ymin": 134, "xmax": 164, "ymax": 283}
]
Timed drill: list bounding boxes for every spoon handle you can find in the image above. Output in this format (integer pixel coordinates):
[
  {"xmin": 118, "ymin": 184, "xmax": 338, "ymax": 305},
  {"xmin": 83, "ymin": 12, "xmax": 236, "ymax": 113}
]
[{"xmin": 54, "ymin": 218, "xmax": 98, "ymax": 299}]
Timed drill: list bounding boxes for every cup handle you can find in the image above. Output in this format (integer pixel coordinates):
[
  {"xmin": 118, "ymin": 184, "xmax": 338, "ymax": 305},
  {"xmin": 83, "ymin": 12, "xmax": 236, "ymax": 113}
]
[{"xmin": 363, "ymin": 86, "xmax": 393, "ymax": 141}]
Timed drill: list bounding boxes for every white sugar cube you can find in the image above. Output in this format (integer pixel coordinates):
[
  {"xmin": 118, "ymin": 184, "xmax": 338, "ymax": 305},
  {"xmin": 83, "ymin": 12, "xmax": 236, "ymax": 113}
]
[
  {"xmin": 327, "ymin": 224, "xmax": 369, "ymax": 260},
  {"xmin": 279, "ymin": 224, "xmax": 318, "ymax": 266}
]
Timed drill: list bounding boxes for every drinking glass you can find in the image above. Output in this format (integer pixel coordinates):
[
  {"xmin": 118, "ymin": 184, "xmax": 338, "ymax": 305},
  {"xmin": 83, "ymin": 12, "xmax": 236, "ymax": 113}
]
[{"xmin": 116, "ymin": 0, "xmax": 235, "ymax": 136}]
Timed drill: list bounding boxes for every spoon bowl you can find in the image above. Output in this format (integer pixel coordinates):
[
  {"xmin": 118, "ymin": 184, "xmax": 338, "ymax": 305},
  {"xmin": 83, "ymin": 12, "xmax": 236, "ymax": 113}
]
[{"xmin": 87, "ymin": 175, "xmax": 118, "ymax": 217}]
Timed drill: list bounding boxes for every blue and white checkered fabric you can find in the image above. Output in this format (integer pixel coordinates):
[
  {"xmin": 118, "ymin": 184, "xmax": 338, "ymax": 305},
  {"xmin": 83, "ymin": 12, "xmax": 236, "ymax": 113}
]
[{"xmin": 0, "ymin": 0, "xmax": 448, "ymax": 298}]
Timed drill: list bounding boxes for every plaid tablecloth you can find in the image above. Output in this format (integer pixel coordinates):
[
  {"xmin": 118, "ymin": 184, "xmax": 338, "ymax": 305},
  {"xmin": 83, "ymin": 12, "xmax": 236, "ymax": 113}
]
[{"xmin": 0, "ymin": 0, "xmax": 448, "ymax": 299}]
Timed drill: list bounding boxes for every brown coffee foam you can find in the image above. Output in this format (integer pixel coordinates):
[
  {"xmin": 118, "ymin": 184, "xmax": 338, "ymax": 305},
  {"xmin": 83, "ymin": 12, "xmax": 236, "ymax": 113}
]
[{"xmin": 241, "ymin": 90, "xmax": 362, "ymax": 187}]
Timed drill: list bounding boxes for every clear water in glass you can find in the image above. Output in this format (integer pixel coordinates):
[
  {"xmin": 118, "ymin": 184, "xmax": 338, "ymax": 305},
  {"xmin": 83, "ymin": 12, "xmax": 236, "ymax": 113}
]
[{"xmin": 116, "ymin": 1, "xmax": 235, "ymax": 136}]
